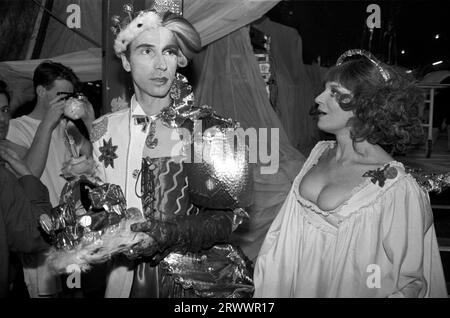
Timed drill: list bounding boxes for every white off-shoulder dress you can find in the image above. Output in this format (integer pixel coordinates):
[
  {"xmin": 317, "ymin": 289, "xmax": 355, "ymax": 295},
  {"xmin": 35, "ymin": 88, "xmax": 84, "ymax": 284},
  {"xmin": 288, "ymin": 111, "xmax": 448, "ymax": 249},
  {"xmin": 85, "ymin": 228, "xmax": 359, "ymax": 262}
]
[{"xmin": 254, "ymin": 141, "xmax": 448, "ymax": 298}]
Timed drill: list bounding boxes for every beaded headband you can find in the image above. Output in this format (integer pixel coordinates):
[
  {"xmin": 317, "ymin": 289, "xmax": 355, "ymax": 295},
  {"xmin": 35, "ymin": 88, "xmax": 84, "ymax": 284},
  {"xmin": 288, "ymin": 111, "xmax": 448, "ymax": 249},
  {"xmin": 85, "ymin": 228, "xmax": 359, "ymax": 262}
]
[
  {"xmin": 336, "ymin": 49, "xmax": 390, "ymax": 81},
  {"xmin": 111, "ymin": 1, "xmax": 183, "ymax": 57}
]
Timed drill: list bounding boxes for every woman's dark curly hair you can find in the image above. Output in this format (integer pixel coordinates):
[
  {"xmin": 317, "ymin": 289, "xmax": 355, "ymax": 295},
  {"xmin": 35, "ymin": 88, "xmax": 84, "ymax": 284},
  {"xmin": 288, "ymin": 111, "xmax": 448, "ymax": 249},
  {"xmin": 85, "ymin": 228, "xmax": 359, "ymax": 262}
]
[{"xmin": 324, "ymin": 58, "xmax": 425, "ymax": 153}]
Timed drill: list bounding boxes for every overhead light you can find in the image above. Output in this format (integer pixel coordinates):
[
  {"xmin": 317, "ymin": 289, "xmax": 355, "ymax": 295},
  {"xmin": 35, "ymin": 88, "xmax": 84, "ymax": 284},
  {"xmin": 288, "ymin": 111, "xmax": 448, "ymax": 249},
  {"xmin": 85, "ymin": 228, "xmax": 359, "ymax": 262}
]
[
  {"xmin": 432, "ymin": 60, "xmax": 443, "ymax": 66},
  {"xmin": 406, "ymin": 70, "xmax": 412, "ymax": 73},
  {"xmin": 401, "ymin": 50, "xmax": 405, "ymax": 54},
  {"xmin": 435, "ymin": 34, "xmax": 440, "ymax": 39}
]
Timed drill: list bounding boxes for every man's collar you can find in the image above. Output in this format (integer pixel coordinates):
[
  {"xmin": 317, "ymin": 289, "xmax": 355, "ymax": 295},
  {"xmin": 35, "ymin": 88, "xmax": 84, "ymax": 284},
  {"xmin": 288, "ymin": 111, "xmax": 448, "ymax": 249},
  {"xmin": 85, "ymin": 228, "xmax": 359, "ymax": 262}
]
[{"xmin": 130, "ymin": 95, "xmax": 147, "ymax": 117}]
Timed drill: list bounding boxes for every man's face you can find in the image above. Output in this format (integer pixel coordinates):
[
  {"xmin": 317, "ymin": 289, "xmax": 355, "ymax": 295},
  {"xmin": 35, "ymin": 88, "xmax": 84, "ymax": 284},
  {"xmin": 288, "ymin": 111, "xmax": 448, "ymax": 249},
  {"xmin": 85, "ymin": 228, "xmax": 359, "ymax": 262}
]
[
  {"xmin": 122, "ymin": 27, "xmax": 179, "ymax": 98},
  {"xmin": 40, "ymin": 79, "xmax": 74, "ymax": 107}
]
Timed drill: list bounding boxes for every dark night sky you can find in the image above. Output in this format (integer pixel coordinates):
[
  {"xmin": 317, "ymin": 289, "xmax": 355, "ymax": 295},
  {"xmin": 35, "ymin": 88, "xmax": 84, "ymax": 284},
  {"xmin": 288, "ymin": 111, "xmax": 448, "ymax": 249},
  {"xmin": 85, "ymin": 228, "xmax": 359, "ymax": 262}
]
[{"xmin": 267, "ymin": 0, "xmax": 450, "ymax": 74}]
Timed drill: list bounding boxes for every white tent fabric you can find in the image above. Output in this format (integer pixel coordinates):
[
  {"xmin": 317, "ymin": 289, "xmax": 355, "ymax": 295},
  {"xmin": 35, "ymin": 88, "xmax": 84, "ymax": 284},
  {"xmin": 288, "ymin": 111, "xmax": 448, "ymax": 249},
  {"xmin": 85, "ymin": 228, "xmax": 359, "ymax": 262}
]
[
  {"xmin": 1, "ymin": 48, "xmax": 101, "ymax": 81},
  {"xmin": 38, "ymin": 0, "xmax": 102, "ymax": 58},
  {"xmin": 0, "ymin": 48, "xmax": 101, "ymax": 109},
  {"xmin": 183, "ymin": 0, "xmax": 281, "ymax": 46}
]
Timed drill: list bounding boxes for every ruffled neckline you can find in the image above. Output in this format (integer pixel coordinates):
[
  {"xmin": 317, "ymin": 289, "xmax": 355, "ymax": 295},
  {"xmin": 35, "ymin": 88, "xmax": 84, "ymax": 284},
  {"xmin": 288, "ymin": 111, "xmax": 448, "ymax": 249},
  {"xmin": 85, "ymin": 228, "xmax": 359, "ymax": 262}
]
[{"xmin": 294, "ymin": 141, "xmax": 404, "ymax": 216}]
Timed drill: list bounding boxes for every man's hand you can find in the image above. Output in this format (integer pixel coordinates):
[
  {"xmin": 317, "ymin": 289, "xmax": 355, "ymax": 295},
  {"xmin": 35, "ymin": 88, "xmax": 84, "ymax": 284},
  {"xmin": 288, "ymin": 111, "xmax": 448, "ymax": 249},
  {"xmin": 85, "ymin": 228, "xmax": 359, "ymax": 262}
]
[
  {"xmin": 0, "ymin": 143, "xmax": 32, "ymax": 177},
  {"xmin": 0, "ymin": 140, "xmax": 27, "ymax": 158},
  {"xmin": 42, "ymin": 96, "xmax": 66, "ymax": 130},
  {"xmin": 129, "ymin": 218, "xmax": 180, "ymax": 256}
]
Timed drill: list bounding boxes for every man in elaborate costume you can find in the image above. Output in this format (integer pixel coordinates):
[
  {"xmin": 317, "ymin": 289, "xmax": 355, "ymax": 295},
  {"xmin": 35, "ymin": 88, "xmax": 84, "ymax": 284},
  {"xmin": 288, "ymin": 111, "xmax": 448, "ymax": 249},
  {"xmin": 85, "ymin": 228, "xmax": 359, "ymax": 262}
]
[{"xmin": 90, "ymin": 4, "xmax": 252, "ymax": 298}]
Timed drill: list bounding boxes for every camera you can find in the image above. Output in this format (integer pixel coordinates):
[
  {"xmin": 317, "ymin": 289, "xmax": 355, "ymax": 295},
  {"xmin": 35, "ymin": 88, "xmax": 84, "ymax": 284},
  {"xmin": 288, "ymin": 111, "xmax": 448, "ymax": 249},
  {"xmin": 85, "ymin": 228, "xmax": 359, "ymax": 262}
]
[{"xmin": 57, "ymin": 92, "xmax": 87, "ymax": 120}]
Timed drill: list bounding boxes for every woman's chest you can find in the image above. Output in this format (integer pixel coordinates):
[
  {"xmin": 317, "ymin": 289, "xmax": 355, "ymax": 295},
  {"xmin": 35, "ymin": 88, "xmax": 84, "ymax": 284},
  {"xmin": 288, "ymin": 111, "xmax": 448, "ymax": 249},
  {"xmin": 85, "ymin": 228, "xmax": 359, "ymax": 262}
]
[{"xmin": 299, "ymin": 163, "xmax": 367, "ymax": 212}]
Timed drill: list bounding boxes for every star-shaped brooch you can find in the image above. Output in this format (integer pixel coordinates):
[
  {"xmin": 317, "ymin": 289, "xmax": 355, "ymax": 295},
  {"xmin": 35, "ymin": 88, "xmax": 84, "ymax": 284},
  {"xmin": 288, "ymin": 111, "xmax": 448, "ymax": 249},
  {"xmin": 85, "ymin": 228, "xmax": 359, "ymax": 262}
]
[
  {"xmin": 362, "ymin": 164, "xmax": 398, "ymax": 188},
  {"xmin": 99, "ymin": 137, "xmax": 118, "ymax": 169}
]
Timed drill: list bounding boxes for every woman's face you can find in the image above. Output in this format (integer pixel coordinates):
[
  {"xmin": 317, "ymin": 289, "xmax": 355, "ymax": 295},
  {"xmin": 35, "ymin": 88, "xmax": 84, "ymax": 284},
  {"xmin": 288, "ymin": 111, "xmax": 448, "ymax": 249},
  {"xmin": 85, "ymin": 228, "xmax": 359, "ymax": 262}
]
[
  {"xmin": 314, "ymin": 81, "xmax": 353, "ymax": 135},
  {"xmin": 0, "ymin": 93, "xmax": 10, "ymax": 140}
]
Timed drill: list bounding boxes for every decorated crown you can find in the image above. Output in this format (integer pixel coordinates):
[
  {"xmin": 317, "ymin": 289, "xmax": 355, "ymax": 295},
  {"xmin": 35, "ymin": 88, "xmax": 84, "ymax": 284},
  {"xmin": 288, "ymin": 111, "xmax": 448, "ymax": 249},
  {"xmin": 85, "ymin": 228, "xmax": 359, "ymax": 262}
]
[{"xmin": 111, "ymin": 0, "xmax": 183, "ymax": 56}]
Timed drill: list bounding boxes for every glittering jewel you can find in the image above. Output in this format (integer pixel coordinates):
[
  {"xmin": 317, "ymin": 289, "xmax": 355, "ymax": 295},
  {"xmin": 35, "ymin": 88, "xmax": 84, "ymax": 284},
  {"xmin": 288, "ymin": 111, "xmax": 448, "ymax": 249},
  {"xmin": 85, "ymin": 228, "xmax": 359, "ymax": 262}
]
[
  {"xmin": 110, "ymin": 1, "xmax": 182, "ymax": 38},
  {"xmin": 145, "ymin": 120, "xmax": 158, "ymax": 149},
  {"xmin": 406, "ymin": 167, "xmax": 450, "ymax": 193},
  {"xmin": 362, "ymin": 164, "xmax": 398, "ymax": 188},
  {"xmin": 99, "ymin": 138, "xmax": 118, "ymax": 169},
  {"xmin": 152, "ymin": 0, "xmax": 183, "ymax": 15}
]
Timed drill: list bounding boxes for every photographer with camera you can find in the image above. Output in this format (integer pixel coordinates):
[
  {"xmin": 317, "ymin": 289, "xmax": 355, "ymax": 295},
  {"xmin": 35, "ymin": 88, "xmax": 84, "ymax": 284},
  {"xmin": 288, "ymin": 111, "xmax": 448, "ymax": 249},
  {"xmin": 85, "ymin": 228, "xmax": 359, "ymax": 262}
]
[{"xmin": 5, "ymin": 61, "xmax": 95, "ymax": 298}]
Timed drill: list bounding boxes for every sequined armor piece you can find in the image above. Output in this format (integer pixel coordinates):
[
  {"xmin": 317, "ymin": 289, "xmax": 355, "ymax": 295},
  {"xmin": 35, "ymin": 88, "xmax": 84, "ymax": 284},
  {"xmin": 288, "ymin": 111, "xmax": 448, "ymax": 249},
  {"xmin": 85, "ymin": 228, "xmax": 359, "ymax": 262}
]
[
  {"xmin": 140, "ymin": 156, "xmax": 195, "ymax": 221},
  {"xmin": 129, "ymin": 114, "xmax": 253, "ymax": 298}
]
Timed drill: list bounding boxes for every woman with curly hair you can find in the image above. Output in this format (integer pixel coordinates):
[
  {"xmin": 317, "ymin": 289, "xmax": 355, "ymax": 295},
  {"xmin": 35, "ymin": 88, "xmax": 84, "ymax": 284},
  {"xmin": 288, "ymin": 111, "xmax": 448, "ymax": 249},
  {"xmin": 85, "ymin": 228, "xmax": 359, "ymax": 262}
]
[{"xmin": 254, "ymin": 50, "xmax": 448, "ymax": 298}]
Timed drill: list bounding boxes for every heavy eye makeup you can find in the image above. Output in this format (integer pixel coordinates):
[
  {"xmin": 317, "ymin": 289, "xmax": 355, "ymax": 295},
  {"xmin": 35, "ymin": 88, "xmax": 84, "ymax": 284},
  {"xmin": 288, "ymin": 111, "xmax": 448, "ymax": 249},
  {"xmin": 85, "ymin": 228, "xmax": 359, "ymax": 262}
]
[
  {"xmin": 329, "ymin": 84, "xmax": 346, "ymax": 97},
  {"xmin": 328, "ymin": 84, "xmax": 352, "ymax": 103}
]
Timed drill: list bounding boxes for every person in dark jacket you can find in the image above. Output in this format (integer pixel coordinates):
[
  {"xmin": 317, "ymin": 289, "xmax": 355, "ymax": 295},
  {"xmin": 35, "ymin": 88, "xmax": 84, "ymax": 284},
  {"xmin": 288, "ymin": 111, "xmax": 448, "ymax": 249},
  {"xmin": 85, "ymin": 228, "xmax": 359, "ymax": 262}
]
[{"xmin": 0, "ymin": 80, "xmax": 51, "ymax": 298}]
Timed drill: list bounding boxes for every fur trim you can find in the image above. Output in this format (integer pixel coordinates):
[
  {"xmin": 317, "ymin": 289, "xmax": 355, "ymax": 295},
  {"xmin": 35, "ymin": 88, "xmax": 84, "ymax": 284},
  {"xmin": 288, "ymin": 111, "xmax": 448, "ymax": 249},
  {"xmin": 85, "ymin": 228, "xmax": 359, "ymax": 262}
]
[
  {"xmin": 114, "ymin": 11, "xmax": 163, "ymax": 56},
  {"xmin": 46, "ymin": 213, "xmax": 151, "ymax": 274}
]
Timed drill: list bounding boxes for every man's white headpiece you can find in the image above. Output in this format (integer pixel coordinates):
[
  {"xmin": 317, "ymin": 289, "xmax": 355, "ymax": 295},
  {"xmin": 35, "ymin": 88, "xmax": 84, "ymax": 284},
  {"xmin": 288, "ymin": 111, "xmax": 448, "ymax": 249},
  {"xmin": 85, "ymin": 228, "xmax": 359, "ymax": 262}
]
[{"xmin": 111, "ymin": 1, "xmax": 183, "ymax": 57}]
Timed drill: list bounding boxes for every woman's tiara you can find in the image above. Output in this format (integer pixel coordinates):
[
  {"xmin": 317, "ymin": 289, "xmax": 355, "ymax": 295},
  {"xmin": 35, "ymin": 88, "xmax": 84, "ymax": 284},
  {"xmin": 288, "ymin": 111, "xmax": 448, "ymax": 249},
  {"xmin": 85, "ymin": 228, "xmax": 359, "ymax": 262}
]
[{"xmin": 336, "ymin": 49, "xmax": 390, "ymax": 81}]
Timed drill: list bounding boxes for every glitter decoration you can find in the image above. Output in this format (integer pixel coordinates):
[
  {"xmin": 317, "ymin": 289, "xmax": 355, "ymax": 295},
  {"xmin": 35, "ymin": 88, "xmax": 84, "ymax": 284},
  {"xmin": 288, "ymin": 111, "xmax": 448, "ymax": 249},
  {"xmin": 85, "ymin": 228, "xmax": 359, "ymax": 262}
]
[
  {"xmin": 159, "ymin": 244, "xmax": 253, "ymax": 298},
  {"xmin": 145, "ymin": 120, "xmax": 159, "ymax": 149},
  {"xmin": 406, "ymin": 167, "xmax": 450, "ymax": 193},
  {"xmin": 151, "ymin": 0, "xmax": 183, "ymax": 16},
  {"xmin": 336, "ymin": 49, "xmax": 390, "ymax": 82},
  {"xmin": 90, "ymin": 117, "xmax": 108, "ymax": 143}
]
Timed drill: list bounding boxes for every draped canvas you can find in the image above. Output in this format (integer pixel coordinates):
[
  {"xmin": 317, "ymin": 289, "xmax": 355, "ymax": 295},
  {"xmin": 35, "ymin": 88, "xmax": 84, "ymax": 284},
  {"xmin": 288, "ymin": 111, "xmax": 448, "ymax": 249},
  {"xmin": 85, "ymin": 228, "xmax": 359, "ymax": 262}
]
[
  {"xmin": 0, "ymin": 48, "xmax": 101, "ymax": 110},
  {"xmin": 192, "ymin": 26, "xmax": 305, "ymax": 261},
  {"xmin": 184, "ymin": 0, "xmax": 280, "ymax": 46},
  {"xmin": 39, "ymin": 0, "xmax": 102, "ymax": 58},
  {"xmin": 253, "ymin": 17, "xmax": 320, "ymax": 155}
]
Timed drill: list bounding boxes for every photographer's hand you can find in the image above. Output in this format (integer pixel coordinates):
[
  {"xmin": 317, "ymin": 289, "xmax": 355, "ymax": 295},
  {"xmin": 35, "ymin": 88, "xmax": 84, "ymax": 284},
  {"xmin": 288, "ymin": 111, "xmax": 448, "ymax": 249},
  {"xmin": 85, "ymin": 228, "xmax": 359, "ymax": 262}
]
[
  {"xmin": 42, "ymin": 96, "xmax": 66, "ymax": 131},
  {"xmin": 23, "ymin": 96, "xmax": 65, "ymax": 178}
]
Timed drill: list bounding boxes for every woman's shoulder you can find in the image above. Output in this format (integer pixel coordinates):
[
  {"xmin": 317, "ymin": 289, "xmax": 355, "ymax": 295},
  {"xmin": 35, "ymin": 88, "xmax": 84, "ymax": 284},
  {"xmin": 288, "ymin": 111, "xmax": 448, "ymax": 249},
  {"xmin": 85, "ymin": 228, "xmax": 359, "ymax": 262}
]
[
  {"xmin": 355, "ymin": 161, "xmax": 430, "ymax": 210},
  {"xmin": 307, "ymin": 140, "xmax": 336, "ymax": 160},
  {"xmin": 313, "ymin": 140, "xmax": 336, "ymax": 150},
  {"xmin": 360, "ymin": 161, "xmax": 407, "ymax": 188},
  {"xmin": 336, "ymin": 161, "xmax": 425, "ymax": 218}
]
